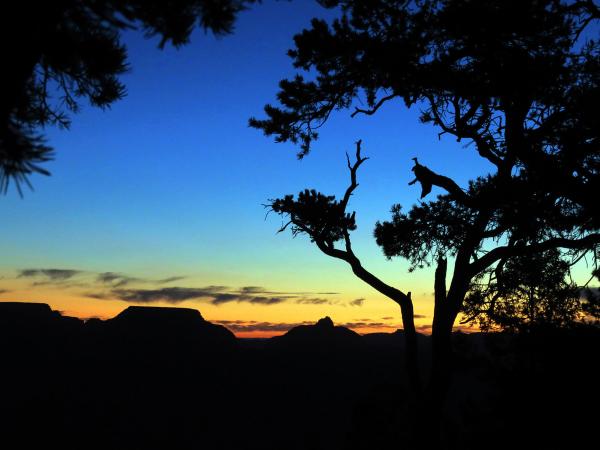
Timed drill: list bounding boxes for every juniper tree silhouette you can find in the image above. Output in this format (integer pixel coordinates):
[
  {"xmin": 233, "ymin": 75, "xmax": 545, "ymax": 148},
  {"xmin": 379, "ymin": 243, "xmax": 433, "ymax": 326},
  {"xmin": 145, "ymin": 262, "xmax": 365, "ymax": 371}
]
[
  {"xmin": 251, "ymin": 0, "xmax": 600, "ymax": 446},
  {"xmin": 0, "ymin": 0, "xmax": 255, "ymax": 193},
  {"xmin": 461, "ymin": 249, "xmax": 585, "ymax": 332}
]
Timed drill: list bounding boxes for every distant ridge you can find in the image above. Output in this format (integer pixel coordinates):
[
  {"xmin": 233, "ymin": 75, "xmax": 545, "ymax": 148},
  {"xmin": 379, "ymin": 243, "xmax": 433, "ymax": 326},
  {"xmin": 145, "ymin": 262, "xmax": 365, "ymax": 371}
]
[
  {"xmin": 0, "ymin": 303, "xmax": 409, "ymax": 343},
  {"xmin": 270, "ymin": 315, "xmax": 363, "ymax": 351}
]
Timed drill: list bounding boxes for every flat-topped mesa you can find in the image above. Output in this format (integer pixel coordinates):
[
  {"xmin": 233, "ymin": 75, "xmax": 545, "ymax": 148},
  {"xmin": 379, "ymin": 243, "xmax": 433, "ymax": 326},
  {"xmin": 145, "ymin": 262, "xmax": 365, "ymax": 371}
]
[
  {"xmin": 112, "ymin": 305, "xmax": 206, "ymax": 325},
  {"xmin": 0, "ymin": 301, "xmax": 83, "ymax": 326},
  {"xmin": 0, "ymin": 301, "xmax": 56, "ymax": 319},
  {"xmin": 106, "ymin": 305, "xmax": 235, "ymax": 348}
]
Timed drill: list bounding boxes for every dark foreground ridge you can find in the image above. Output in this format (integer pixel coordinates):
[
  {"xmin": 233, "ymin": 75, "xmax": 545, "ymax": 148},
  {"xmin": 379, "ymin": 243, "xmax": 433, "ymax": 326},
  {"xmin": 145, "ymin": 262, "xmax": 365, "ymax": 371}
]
[{"xmin": 0, "ymin": 302, "xmax": 597, "ymax": 450}]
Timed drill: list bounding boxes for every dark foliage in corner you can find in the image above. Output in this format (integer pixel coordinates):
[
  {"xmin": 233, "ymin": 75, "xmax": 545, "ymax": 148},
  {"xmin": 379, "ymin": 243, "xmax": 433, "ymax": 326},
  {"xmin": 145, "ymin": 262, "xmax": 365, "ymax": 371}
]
[{"xmin": 0, "ymin": 0, "xmax": 255, "ymax": 193}]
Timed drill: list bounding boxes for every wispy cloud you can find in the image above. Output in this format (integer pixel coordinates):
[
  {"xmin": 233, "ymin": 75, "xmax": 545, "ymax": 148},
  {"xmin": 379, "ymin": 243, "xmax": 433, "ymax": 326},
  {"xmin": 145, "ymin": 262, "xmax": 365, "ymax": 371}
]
[
  {"xmin": 97, "ymin": 272, "xmax": 187, "ymax": 287},
  {"xmin": 16, "ymin": 268, "xmax": 88, "ymax": 288},
  {"xmin": 294, "ymin": 297, "xmax": 366, "ymax": 307},
  {"xmin": 16, "ymin": 267, "xmax": 188, "ymax": 290},
  {"xmin": 18, "ymin": 268, "xmax": 83, "ymax": 281},
  {"xmin": 296, "ymin": 297, "xmax": 331, "ymax": 305},
  {"xmin": 92, "ymin": 285, "xmax": 292, "ymax": 306},
  {"xmin": 14, "ymin": 268, "xmax": 350, "ymax": 308},
  {"xmin": 157, "ymin": 276, "xmax": 187, "ymax": 284},
  {"xmin": 110, "ymin": 286, "xmax": 228, "ymax": 304},
  {"xmin": 237, "ymin": 286, "xmax": 336, "ymax": 296},
  {"xmin": 211, "ymin": 292, "xmax": 289, "ymax": 305},
  {"xmin": 239, "ymin": 286, "xmax": 267, "ymax": 294},
  {"xmin": 96, "ymin": 272, "xmax": 142, "ymax": 288},
  {"xmin": 244, "ymin": 296, "xmax": 288, "ymax": 305},
  {"xmin": 86, "ymin": 281, "xmax": 345, "ymax": 307},
  {"xmin": 340, "ymin": 321, "xmax": 397, "ymax": 330}
]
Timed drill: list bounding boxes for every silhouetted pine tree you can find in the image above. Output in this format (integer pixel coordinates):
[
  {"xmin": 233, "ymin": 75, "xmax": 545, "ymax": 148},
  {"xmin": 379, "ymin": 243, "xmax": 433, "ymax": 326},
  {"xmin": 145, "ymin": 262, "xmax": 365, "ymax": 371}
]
[{"xmin": 251, "ymin": 0, "xmax": 600, "ymax": 446}]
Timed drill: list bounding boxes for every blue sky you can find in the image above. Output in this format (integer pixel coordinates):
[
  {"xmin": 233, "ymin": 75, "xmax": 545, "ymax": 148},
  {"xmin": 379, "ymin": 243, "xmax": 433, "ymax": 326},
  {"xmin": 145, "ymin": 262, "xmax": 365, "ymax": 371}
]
[{"xmin": 1, "ymin": 1, "xmax": 504, "ymax": 332}]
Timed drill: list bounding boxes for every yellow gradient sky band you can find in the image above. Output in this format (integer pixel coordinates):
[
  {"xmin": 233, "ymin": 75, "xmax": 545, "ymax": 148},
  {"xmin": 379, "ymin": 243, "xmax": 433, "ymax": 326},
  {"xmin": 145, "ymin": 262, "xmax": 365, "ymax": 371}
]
[
  {"xmin": 0, "ymin": 264, "xmax": 444, "ymax": 337},
  {"xmin": 1, "ymin": 2, "xmax": 596, "ymax": 336}
]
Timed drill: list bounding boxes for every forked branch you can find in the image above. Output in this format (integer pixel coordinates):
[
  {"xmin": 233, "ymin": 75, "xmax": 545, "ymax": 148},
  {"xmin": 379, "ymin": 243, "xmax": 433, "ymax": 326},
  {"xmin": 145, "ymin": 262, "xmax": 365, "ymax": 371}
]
[{"xmin": 341, "ymin": 139, "xmax": 369, "ymax": 212}]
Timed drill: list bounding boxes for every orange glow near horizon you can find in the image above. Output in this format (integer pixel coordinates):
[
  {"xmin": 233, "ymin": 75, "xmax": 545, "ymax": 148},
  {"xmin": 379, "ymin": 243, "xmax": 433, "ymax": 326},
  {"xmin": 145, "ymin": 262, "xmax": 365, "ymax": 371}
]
[
  {"xmin": 0, "ymin": 266, "xmax": 487, "ymax": 338},
  {"xmin": 0, "ymin": 293, "xmax": 478, "ymax": 339}
]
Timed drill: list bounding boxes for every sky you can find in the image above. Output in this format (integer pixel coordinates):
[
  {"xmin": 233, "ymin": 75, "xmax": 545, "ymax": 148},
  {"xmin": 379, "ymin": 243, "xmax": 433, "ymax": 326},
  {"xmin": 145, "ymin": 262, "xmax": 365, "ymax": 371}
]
[{"xmin": 2, "ymin": 1, "xmax": 589, "ymax": 337}]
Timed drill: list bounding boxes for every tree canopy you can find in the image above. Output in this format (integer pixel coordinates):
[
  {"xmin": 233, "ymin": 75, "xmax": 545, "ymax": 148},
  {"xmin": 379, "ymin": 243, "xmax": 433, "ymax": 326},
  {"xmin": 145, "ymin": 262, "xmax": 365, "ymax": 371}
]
[
  {"xmin": 0, "ymin": 0, "xmax": 255, "ymax": 193},
  {"xmin": 251, "ymin": 0, "xmax": 600, "ymax": 320}
]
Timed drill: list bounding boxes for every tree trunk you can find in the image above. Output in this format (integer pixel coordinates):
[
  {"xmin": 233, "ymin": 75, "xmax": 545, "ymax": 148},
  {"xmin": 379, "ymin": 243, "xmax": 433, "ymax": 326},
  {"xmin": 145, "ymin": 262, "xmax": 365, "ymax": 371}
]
[
  {"xmin": 399, "ymin": 293, "xmax": 422, "ymax": 399},
  {"xmin": 407, "ymin": 320, "xmax": 454, "ymax": 449},
  {"xmin": 409, "ymin": 258, "xmax": 465, "ymax": 448},
  {"xmin": 426, "ymin": 314, "xmax": 455, "ymax": 443}
]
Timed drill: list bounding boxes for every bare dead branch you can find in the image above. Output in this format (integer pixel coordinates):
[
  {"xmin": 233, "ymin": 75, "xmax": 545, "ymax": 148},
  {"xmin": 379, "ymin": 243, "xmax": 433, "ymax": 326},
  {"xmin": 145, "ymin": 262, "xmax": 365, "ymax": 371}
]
[{"xmin": 340, "ymin": 139, "xmax": 369, "ymax": 211}]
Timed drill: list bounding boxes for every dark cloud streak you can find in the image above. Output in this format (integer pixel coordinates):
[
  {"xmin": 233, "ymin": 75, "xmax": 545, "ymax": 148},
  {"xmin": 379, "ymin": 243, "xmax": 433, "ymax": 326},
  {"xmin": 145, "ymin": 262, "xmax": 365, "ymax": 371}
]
[
  {"xmin": 18, "ymin": 268, "xmax": 83, "ymax": 281},
  {"xmin": 17, "ymin": 267, "xmax": 352, "ymax": 310},
  {"xmin": 93, "ymin": 286, "xmax": 289, "ymax": 306},
  {"xmin": 112, "ymin": 287, "xmax": 226, "ymax": 304},
  {"xmin": 96, "ymin": 272, "xmax": 143, "ymax": 287},
  {"xmin": 296, "ymin": 298, "xmax": 330, "ymax": 305},
  {"xmin": 157, "ymin": 276, "xmax": 187, "ymax": 284}
]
